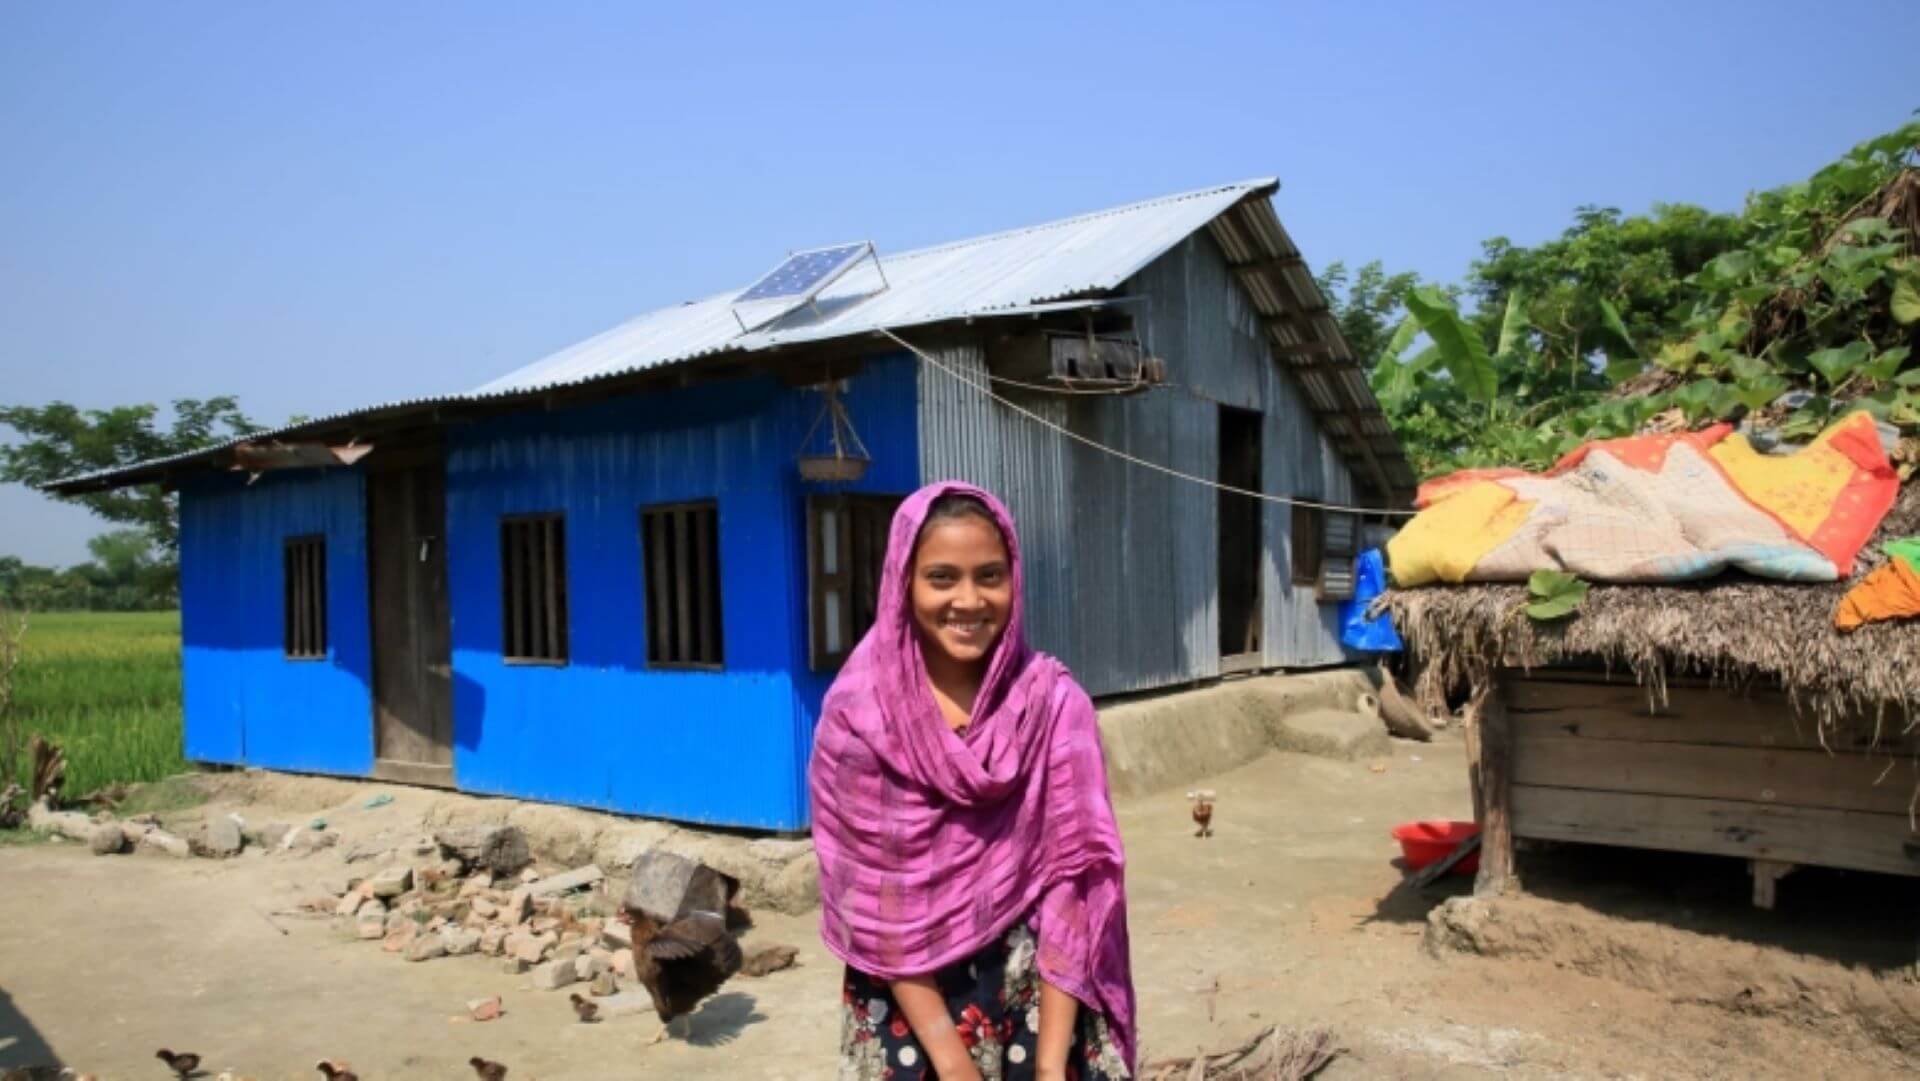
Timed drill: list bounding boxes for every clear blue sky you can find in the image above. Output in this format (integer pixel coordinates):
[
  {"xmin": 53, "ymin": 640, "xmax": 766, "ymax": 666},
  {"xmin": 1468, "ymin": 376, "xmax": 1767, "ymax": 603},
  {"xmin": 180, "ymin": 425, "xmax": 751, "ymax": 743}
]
[{"xmin": 3, "ymin": 2, "xmax": 1916, "ymax": 564}]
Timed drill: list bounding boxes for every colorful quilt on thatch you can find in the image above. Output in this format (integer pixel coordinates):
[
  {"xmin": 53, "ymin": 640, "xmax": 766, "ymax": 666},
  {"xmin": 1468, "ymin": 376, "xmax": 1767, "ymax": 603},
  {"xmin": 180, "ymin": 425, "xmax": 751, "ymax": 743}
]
[{"xmin": 1388, "ymin": 411, "xmax": 1898, "ymax": 587}]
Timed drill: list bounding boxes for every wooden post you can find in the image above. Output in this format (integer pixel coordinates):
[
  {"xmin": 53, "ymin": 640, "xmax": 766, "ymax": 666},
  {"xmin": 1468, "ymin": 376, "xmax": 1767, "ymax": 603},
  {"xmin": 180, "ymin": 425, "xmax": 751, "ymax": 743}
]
[{"xmin": 1473, "ymin": 677, "xmax": 1518, "ymax": 897}]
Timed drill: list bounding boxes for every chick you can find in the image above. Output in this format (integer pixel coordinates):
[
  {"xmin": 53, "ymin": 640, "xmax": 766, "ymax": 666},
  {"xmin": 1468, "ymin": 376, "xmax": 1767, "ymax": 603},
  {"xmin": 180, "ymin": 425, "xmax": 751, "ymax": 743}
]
[
  {"xmin": 568, "ymin": 992, "xmax": 601, "ymax": 1023},
  {"xmin": 468, "ymin": 1057, "xmax": 508, "ymax": 1081},
  {"xmin": 155, "ymin": 1050, "xmax": 202, "ymax": 1079},
  {"xmin": 316, "ymin": 1062, "xmax": 359, "ymax": 1081},
  {"xmin": 1186, "ymin": 789, "xmax": 1216, "ymax": 838}
]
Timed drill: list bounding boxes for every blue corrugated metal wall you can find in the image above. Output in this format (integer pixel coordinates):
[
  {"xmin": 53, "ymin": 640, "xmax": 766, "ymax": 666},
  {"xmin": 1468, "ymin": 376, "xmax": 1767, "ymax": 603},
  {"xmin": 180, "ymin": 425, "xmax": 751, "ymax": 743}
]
[
  {"xmin": 178, "ymin": 469, "xmax": 375, "ymax": 773},
  {"xmin": 442, "ymin": 356, "xmax": 918, "ymax": 830}
]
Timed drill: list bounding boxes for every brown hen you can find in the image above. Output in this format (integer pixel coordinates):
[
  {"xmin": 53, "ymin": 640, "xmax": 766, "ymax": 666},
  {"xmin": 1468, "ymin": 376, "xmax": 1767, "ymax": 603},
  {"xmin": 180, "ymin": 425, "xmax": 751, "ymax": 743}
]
[{"xmin": 617, "ymin": 907, "xmax": 743, "ymax": 1042}]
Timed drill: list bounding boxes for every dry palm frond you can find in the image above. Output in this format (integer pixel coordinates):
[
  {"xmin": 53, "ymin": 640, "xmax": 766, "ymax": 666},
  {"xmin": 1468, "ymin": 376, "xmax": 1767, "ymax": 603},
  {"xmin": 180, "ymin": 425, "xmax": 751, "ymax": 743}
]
[{"xmin": 29, "ymin": 736, "xmax": 66, "ymax": 804}]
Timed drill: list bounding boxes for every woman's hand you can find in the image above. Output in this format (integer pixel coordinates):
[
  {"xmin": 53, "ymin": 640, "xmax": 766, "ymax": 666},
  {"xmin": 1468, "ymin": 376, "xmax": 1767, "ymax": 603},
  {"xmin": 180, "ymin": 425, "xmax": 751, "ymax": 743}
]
[
  {"xmin": 1035, "ymin": 977, "xmax": 1081, "ymax": 1076},
  {"xmin": 888, "ymin": 976, "xmax": 981, "ymax": 1081}
]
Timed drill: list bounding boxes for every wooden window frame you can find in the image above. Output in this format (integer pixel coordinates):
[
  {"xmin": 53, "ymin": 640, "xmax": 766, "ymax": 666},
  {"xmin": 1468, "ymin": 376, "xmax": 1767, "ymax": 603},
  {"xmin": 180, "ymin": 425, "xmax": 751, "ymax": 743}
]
[
  {"xmin": 500, "ymin": 513, "xmax": 569, "ymax": 666},
  {"xmin": 640, "ymin": 501, "xmax": 724, "ymax": 670},
  {"xmin": 808, "ymin": 494, "xmax": 902, "ymax": 672},
  {"xmin": 283, "ymin": 535, "xmax": 327, "ymax": 660}
]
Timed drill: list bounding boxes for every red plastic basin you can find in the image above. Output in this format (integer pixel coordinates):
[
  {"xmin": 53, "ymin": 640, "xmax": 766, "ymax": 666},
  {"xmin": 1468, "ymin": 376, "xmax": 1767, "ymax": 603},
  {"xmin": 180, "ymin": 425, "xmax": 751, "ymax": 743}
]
[{"xmin": 1391, "ymin": 820, "xmax": 1481, "ymax": 875}]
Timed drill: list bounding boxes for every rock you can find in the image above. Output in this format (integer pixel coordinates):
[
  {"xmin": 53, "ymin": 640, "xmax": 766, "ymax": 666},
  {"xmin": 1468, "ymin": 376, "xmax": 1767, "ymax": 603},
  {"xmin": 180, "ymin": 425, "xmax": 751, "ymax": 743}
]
[
  {"xmin": 355, "ymin": 897, "xmax": 387, "ymax": 920},
  {"xmin": 119, "ymin": 821, "xmax": 154, "ymax": 847},
  {"xmin": 367, "ymin": 866, "xmax": 413, "ymax": 899},
  {"xmin": 591, "ymin": 821, "xmax": 675, "ymax": 870},
  {"xmin": 142, "ymin": 828, "xmax": 192, "ymax": 859},
  {"xmin": 508, "ymin": 930, "xmax": 556, "ymax": 965},
  {"xmin": 524, "ymin": 863, "xmax": 605, "ymax": 900},
  {"xmin": 504, "ymin": 887, "xmax": 532, "ymax": 925},
  {"xmin": 573, "ymin": 954, "xmax": 598, "ymax": 981},
  {"xmin": 590, "ymin": 971, "xmax": 618, "ymax": 996},
  {"xmin": 529, "ymin": 916, "xmax": 560, "ymax": 936},
  {"xmin": 442, "ymin": 927, "xmax": 483, "ymax": 956},
  {"xmin": 256, "ymin": 822, "xmax": 293, "ymax": 850},
  {"xmin": 624, "ymin": 850, "xmax": 733, "ymax": 924},
  {"xmin": 469, "ymin": 897, "xmax": 499, "ymax": 919},
  {"xmin": 343, "ymin": 838, "xmax": 392, "ymax": 864},
  {"xmin": 592, "ymin": 990, "xmax": 656, "ymax": 1017},
  {"xmin": 405, "ymin": 934, "xmax": 448, "ymax": 962},
  {"xmin": 741, "ymin": 944, "xmax": 800, "ymax": 977},
  {"xmin": 382, "ymin": 926, "xmax": 418, "ymax": 953},
  {"xmin": 385, "ymin": 911, "xmax": 413, "ymax": 934},
  {"xmin": 89, "ymin": 823, "xmax": 128, "ymax": 856},
  {"xmin": 287, "ymin": 828, "xmax": 339, "ymax": 854},
  {"xmin": 602, "ymin": 921, "xmax": 633, "ymax": 950},
  {"xmin": 356, "ymin": 915, "xmax": 387, "ymax": 941},
  {"xmin": 612, "ymin": 948, "xmax": 636, "ymax": 981},
  {"xmin": 530, "ymin": 957, "xmax": 580, "ymax": 991},
  {"xmin": 500, "ymin": 957, "xmax": 528, "ymax": 975},
  {"xmin": 519, "ymin": 868, "xmax": 543, "ymax": 884},
  {"xmin": 479, "ymin": 925, "xmax": 509, "ymax": 956},
  {"xmin": 459, "ymin": 873, "xmax": 494, "ymax": 898},
  {"xmin": 334, "ymin": 890, "xmax": 369, "ymax": 917},
  {"xmin": 468, "ymin": 996, "xmax": 504, "ymax": 1022},
  {"xmin": 434, "ymin": 824, "xmax": 531, "ymax": 877},
  {"xmin": 551, "ymin": 939, "xmax": 584, "ymax": 965},
  {"xmin": 27, "ymin": 800, "xmax": 94, "ymax": 843},
  {"xmin": 201, "ymin": 815, "xmax": 244, "ymax": 858}
]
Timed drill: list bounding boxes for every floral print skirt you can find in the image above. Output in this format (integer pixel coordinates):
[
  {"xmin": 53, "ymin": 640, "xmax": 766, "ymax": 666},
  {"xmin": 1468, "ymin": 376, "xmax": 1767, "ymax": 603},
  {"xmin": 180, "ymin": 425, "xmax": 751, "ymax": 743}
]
[{"xmin": 839, "ymin": 922, "xmax": 1129, "ymax": 1080}]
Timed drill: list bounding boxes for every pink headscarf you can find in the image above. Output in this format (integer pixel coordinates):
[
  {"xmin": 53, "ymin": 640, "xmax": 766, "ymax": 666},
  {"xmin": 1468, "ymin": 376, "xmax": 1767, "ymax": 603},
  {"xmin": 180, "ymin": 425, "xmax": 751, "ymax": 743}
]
[{"xmin": 810, "ymin": 481, "xmax": 1136, "ymax": 1069}]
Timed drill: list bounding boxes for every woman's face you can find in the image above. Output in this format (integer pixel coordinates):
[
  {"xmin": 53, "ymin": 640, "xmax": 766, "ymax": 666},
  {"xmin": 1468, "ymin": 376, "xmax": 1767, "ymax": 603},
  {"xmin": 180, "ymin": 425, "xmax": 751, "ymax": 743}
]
[{"xmin": 910, "ymin": 514, "xmax": 1012, "ymax": 670}]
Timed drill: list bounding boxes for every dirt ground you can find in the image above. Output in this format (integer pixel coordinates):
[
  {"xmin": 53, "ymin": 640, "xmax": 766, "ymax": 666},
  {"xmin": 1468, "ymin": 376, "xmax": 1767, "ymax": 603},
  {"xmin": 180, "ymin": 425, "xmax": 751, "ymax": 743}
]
[{"xmin": 4, "ymin": 734, "xmax": 1917, "ymax": 1080}]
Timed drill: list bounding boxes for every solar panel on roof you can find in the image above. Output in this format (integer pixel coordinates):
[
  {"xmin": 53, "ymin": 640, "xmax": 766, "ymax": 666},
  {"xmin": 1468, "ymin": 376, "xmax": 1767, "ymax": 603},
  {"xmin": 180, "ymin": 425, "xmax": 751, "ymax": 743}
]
[{"xmin": 735, "ymin": 243, "xmax": 870, "ymax": 303}]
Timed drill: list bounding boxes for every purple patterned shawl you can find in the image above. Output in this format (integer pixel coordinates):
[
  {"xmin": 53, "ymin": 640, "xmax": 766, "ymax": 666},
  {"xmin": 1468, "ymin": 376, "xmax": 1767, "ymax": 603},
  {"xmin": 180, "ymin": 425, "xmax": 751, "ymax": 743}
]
[{"xmin": 809, "ymin": 481, "xmax": 1136, "ymax": 1069}]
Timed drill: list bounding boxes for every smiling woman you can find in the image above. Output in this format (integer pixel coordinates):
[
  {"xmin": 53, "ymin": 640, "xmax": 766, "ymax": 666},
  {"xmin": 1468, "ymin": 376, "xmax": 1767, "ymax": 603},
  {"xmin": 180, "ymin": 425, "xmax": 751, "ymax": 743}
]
[
  {"xmin": 907, "ymin": 495, "xmax": 1013, "ymax": 736},
  {"xmin": 810, "ymin": 482, "xmax": 1136, "ymax": 1081}
]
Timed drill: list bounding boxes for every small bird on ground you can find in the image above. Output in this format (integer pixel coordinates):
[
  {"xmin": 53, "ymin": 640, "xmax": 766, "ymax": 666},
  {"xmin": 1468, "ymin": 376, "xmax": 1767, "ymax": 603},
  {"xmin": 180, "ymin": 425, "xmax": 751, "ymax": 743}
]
[
  {"xmin": 468, "ymin": 1057, "xmax": 508, "ymax": 1081},
  {"xmin": 1187, "ymin": 790, "xmax": 1216, "ymax": 838},
  {"xmin": 315, "ymin": 1061, "xmax": 359, "ymax": 1081},
  {"xmin": 568, "ymin": 991, "xmax": 600, "ymax": 1023},
  {"xmin": 617, "ymin": 906, "xmax": 744, "ymax": 1043},
  {"xmin": 155, "ymin": 1050, "xmax": 202, "ymax": 1079}
]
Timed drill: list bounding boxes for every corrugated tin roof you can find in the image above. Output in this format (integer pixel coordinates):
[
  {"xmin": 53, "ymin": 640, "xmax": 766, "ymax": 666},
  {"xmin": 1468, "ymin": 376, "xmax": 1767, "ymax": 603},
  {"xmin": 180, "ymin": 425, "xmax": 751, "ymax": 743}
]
[
  {"xmin": 472, "ymin": 179, "xmax": 1270, "ymax": 395},
  {"xmin": 46, "ymin": 179, "xmax": 1413, "ymax": 502}
]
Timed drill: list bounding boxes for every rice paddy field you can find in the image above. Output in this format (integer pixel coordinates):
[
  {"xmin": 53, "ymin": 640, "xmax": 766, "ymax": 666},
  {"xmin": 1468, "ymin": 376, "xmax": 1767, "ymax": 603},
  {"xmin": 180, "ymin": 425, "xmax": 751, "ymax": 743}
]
[{"xmin": 7, "ymin": 610, "xmax": 186, "ymax": 798}]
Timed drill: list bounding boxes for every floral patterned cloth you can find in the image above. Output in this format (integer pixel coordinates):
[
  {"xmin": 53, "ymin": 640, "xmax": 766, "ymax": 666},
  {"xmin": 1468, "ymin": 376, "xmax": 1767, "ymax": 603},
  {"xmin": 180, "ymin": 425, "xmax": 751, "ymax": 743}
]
[{"xmin": 840, "ymin": 922, "xmax": 1129, "ymax": 1080}]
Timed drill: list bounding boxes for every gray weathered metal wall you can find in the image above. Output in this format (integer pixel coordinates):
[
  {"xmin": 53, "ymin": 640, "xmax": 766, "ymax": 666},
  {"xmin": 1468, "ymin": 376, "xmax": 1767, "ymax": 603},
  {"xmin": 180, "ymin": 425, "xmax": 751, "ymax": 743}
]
[{"xmin": 918, "ymin": 231, "xmax": 1357, "ymax": 697}]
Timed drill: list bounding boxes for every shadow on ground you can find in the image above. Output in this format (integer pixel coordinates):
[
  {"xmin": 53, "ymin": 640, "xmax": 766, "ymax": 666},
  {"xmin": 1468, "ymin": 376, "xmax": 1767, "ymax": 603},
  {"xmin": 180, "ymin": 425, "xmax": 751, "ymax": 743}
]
[
  {"xmin": 685, "ymin": 991, "xmax": 766, "ymax": 1047},
  {"xmin": 0, "ymin": 985, "xmax": 62, "ymax": 1073}
]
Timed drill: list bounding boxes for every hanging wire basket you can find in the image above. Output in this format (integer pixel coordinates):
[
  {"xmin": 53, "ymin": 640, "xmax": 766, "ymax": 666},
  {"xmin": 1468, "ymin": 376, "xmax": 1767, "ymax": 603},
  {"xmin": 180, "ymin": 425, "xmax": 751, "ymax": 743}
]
[{"xmin": 797, "ymin": 381, "xmax": 872, "ymax": 483}]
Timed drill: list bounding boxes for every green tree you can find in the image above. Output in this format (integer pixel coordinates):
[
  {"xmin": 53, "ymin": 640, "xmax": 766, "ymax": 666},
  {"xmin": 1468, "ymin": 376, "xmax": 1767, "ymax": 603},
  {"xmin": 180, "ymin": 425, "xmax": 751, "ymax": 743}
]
[
  {"xmin": 1350, "ymin": 118, "xmax": 1920, "ymax": 479},
  {"xmin": 0, "ymin": 398, "xmax": 259, "ymax": 559},
  {"xmin": 1317, "ymin": 260, "xmax": 1423, "ymax": 369}
]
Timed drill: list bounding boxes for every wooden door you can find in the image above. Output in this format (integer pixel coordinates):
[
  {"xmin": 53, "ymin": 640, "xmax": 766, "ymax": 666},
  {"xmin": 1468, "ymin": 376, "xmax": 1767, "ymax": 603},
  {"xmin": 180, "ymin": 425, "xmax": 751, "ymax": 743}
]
[
  {"xmin": 1217, "ymin": 406, "xmax": 1264, "ymax": 669},
  {"xmin": 367, "ymin": 459, "xmax": 454, "ymax": 786}
]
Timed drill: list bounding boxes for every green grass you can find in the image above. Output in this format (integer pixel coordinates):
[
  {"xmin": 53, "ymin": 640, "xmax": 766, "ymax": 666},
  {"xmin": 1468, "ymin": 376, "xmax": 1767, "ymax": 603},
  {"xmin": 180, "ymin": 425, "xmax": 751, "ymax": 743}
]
[{"xmin": 6, "ymin": 610, "xmax": 187, "ymax": 799}]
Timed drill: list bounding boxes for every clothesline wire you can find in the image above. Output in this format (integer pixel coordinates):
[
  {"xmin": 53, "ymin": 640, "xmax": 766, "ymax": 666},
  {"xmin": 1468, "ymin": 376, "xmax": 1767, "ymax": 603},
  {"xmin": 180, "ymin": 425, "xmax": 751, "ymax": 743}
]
[{"xmin": 877, "ymin": 327, "xmax": 1419, "ymax": 518}]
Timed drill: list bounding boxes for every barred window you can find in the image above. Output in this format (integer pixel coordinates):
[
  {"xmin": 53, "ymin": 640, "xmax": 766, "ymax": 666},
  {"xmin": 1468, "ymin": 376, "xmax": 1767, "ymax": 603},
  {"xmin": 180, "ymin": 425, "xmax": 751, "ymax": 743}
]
[
  {"xmin": 808, "ymin": 494, "xmax": 901, "ymax": 671},
  {"xmin": 641, "ymin": 502, "xmax": 723, "ymax": 668},
  {"xmin": 284, "ymin": 535, "xmax": 327, "ymax": 659},
  {"xmin": 501, "ymin": 514, "xmax": 569, "ymax": 664}
]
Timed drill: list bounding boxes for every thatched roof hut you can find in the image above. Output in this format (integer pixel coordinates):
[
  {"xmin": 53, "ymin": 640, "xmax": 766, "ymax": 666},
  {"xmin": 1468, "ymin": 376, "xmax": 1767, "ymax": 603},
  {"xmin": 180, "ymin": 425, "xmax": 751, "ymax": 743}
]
[
  {"xmin": 1384, "ymin": 482, "xmax": 1920, "ymax": 907},
  {"xmin": 1388, "ymin": 482, "xmax": 1920, "ymax": 728}
]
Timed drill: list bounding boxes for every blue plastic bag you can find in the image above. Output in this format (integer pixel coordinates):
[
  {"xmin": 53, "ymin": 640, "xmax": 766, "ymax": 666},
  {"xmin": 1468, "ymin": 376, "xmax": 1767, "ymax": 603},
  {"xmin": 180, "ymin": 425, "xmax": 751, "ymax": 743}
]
[{"xmin": 1339, "ymin": 547, "xmax": 1402, "ymax": 652}]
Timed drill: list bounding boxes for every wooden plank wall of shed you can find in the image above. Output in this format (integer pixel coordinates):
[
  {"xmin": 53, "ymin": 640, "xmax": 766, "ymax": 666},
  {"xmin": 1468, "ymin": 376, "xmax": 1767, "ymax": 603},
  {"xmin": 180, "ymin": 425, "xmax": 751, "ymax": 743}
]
[
  {"xmin": 918, "ymin": 231, "xmax": 1358, "ymax": 696},
  {"xmin": 1505, "ymin": 675, "xmax": 1920, "ymax": 878}
]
